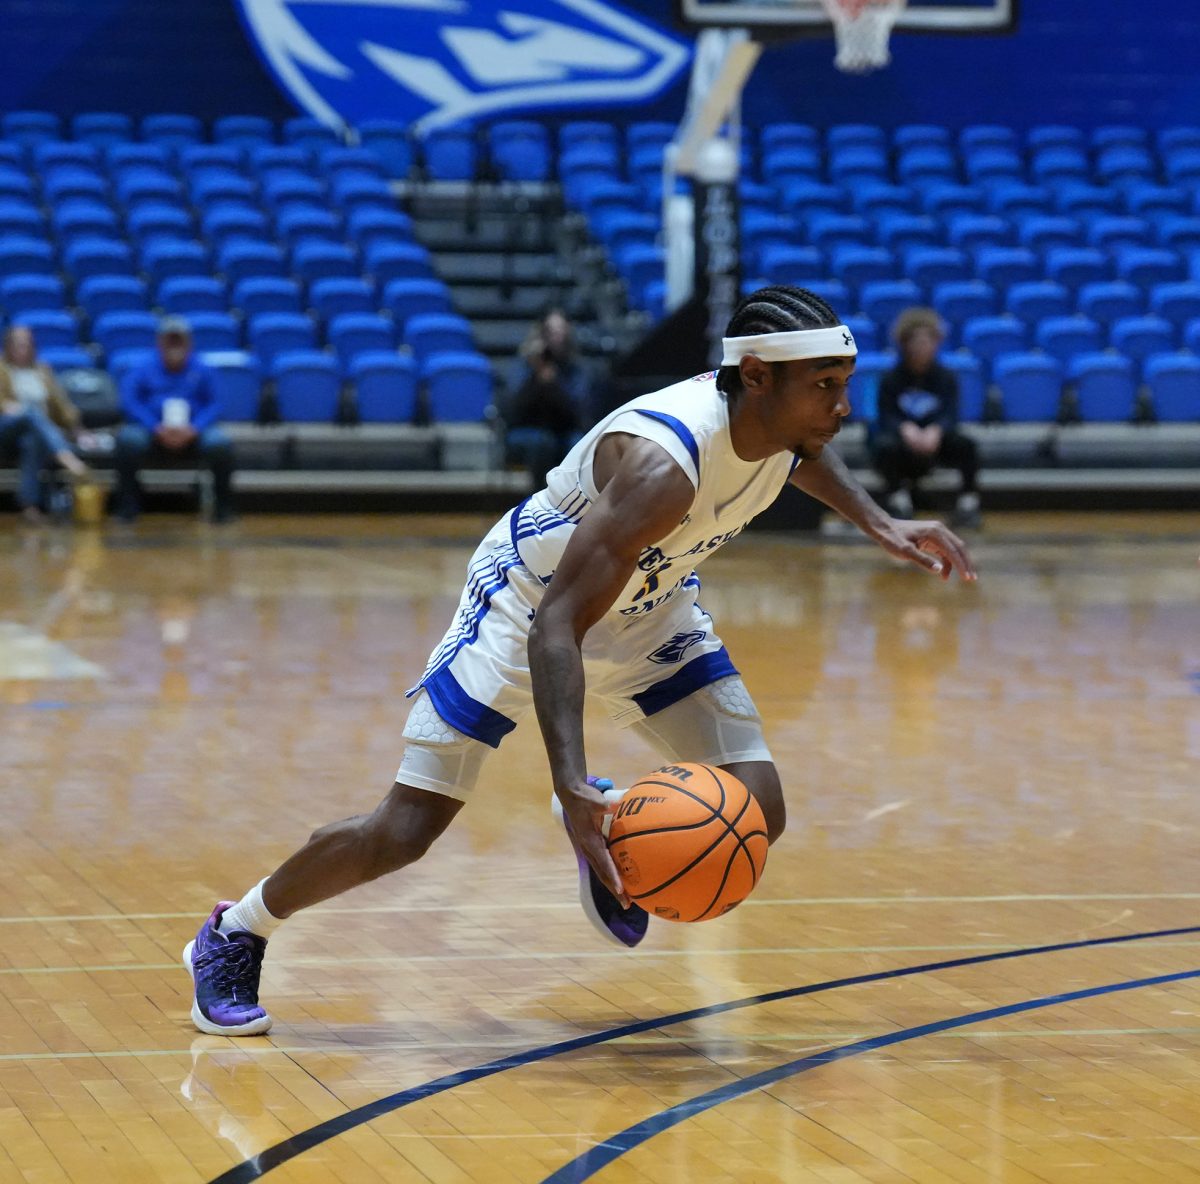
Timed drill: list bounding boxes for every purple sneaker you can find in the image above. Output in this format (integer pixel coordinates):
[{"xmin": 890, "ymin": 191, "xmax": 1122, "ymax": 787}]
[
  {"xmin": 553, "ymin": 777, "xmax": 649, "ymax": 949},
  {"xmin": 182, "ymin": 903, "xmax": 272, "ymax": 1036}
]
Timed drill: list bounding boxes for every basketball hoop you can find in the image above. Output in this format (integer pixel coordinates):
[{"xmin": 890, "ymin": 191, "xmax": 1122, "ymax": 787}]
[{"xmin": 819, "ymin": 0, "xmax": 906, "ymax": 73}]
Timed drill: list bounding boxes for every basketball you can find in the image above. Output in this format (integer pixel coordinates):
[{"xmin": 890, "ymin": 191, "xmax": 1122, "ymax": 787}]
[{"xmin": 605, "ymin": 763, "xmax": 768, "ymax": 922}]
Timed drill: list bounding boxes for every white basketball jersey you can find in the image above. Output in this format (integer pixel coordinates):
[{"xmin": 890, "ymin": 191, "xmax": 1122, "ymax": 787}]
[{"xmin": 513, "ymin": 371, "xmax": 800, "ymax": 619}]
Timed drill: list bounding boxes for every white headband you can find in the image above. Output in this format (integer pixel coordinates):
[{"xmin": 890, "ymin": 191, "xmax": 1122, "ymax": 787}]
[{"xmin": 720, "ymin": 325, "xmax": 857, "ymax": 366}]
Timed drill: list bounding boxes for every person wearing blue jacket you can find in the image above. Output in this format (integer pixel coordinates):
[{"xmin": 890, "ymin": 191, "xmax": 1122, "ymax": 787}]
[{"xmin": 113, "ymin": 317, "xmax": 234, "ymax": 523}]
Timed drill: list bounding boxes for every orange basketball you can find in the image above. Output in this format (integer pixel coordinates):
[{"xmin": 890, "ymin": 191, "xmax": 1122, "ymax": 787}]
[{"xmin": 605, "ymin": 763, "xmax": 768, "ymax": 922}]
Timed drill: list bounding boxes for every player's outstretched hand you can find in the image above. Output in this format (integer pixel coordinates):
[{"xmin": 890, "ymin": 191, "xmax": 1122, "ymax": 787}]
[
  {"xmin": 557, "ymin": 781, "xmax": 631, "ymax": 907},
  {"xmin": 879, "ymin": 519, "xmax": 977, "ymax": 583}
]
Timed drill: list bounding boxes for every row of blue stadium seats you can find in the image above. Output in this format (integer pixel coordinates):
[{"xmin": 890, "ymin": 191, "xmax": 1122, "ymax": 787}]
[
  {"xmin": 0, "ymin": 237, "xmax": 436, "ymax": 288},
  {"xmin": 0, "ymin": 274, "xmax": 452, "ymax": 325},
  {"xmin": 853, "ymin": 349, "xmax": 1199, "ymax": 424},
  {"xmin": 11, "ymin": 309, "xmax": 475, "ymax": 369}
]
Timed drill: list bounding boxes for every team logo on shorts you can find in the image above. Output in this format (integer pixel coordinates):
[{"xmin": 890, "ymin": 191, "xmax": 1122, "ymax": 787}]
[{"xmin": 648, "ymin": 630, "xmax": 706, "ymax": 664}]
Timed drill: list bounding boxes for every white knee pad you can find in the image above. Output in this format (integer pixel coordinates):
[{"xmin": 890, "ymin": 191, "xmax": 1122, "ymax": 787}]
[
  {"xmin": 627, "ymin": 676, "xmax": 773, "ymax": 767},
  {"xmin": 397, "ymin": 691, "xmax": 491, "ymax": 801}
]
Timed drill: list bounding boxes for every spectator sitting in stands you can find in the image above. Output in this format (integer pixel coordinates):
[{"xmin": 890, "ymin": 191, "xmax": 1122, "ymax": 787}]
[
  {"xmin": 113, "ymin": 316, "xmax": 235, "ymax": 524},
  {"xmin": 504, "ymin": 309, "xmax": 595, "ymax": 488},
  {"xmin": 870, "ymin": 308, "xmax": 981, "ymax": 529},
  {"xmin": 0, "ymin": 325, "xmax": 91, "ymax": 524}
]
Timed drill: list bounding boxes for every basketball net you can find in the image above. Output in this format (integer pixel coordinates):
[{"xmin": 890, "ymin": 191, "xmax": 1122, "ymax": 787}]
[{"xmin": 819, "ymin": 0, "xmax": 906, "ymax": 73}]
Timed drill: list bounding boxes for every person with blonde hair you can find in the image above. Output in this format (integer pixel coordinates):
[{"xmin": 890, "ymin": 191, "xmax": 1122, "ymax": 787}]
[{"xmin": 871, "ymin": 307, "xmax": 980, "ymax": 527}]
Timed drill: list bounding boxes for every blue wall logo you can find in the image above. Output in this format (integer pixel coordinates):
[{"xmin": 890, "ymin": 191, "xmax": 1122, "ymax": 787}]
[{"xmin": 237, "ymin": 0, "xmax": 691, "ymax": 131}]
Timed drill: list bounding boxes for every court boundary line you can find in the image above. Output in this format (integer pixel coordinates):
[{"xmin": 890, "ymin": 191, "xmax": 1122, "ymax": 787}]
[
  {"xmin": 205, "ymin": 922, "xmax": 1200, "ymax": 1184},
  {"xmin": 538, "ymin": 965, "xmax": 1200, "ymax": 1183}
]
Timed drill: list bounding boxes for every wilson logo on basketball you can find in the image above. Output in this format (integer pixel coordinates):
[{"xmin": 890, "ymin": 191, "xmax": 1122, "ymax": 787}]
[{"xmin": 655, "ymin": 765, "xmax": 694, "ymax": 780}]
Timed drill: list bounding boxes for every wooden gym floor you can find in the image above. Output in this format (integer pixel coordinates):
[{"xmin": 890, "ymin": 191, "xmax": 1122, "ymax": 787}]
[{"xmin": 1, "ymin": 510, "xmax": 1198, "ymax": 1184}]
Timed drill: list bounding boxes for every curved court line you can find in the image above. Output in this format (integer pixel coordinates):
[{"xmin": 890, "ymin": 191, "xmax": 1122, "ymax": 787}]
[
  {"xmin": 205, "ymin": 923, "xmax": 1200, "ymax": 1184},
  {"xmin": 540, "ymin": 964, "xmax": 1200, "ymax": 1184}
]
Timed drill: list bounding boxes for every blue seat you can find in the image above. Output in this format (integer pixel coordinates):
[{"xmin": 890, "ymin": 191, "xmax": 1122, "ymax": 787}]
[
  {"xmin": 1164, "ymin": 151, "xmax": 1200, "ymax": 187},
  {"xmin": 233, "ymin": 277, "xmax": 303, "ymax": 319},
  {"xmin": 1027, "ymin": 125, "xmax": 1085, "ymax": 154},
  {"xmin": 1095, "ymin": 146, "xmax": 1155, "ymax": 186},
  {"xmin": 276, "ymin": 206, "xmax": 342, "ymax": 247},
  {"xmin": 219, "ymin": 240, "xmax": 287, "ymax": 285},
  {"xmin": 1030, "ymin": 148, "xmax": 1089, "ymax": 186},
  {"xmin": 859, "ymin": 279, "xmax": 922, "ymax": 330},
  {"xmin": 187, "ymin": 312, "xmax": 241, "ymax": 352},
  {"xmin": 249, "ymin": 313, "xmax": 316, "ymax": 368},
  {"xmin": 330, "ymin": 173, "xmax": 392, "ymax": 215},
  {"xmin": 0, "ymin": 239, "xmax": 53, "ymax": 282},
  {"xmin": 896, "ymin": 147, "xmax": 957, "ymax": 186},
  {"xmin": 351, "ymin": 351, "xmax": 417, "ymax": 422},
  {"xmin": 1149, "ymin": 281, "xmax": 1200, "ymax": 328},
  {"xmin": 601, "ymin": 209, "xmax": 660, "ymax": 257},
  {"xmin": 421, "ymin": 126, "xmax": 478, "ymax": 181},
  {"xmin": 760, "ymin": 245, "xmax": 824, "ymax": 286},
  {"xmin": 190, "ymin": 171, "xmax": 257, "ymax": 209},
  {"xmin": 559, "ymin": 121, "xmax": 620, "ymax": 154},
  {"xmin": 16, "ymin": 309, "xmax": 78, "ymax": 350},
  {"xmin": 310, "ymin": 277, "xmax": 376, "ymax": 322},
  {"xmin": 93, "ymin": 310, "xmax": 159, "ymax": 358},
  {"xmin": 761, "ymin": 147, "xmax": 821, "ymax": 185},
  {"xmin": 202, "ymin": 205, "xmax": 269, "ymax": 247},
  {"xmin": 35, "ymin": 142, "xmax": 101, "ymax": 172},
  {"xmin": 779, "ymin": 182, "xmax": 847, "ymax": 218},
  {"xmin": 628, "ymin": 144, "xmax": 668, "ymax": 189},
  {"xmin": 206, "ymin": 352, "xmax": 261, "ymax": 422},
  {"xmin": 1005, "ymin": 280, "xmax": 1071, "ymax": 324},
  {"xmin": 1155, "ymin": 216, "xmax": 1200, "ymax": 252},
  {"xmin": 893, "ymin": 125, "xmax": 951, "ymax": 152},
  {"xmin": 367, "ymin": 242, "xmax": 434, "ymax": 288},
  {"xmin": 141, "ymin": 113, "xmax": 203, "ymax": 152},
  {"xmin": 405, "ymin": 313, "xmax": 474, "ymax": 365},
  {"xmin": 1116, "ymin": 247, "xmax": 1185, "ymax": 287},
  {"xmin": 987, "ymin": 183, "xmax": 1051, "ymax": 217},
  {"xmin": 424, "ymin": 351, "xmax": 492, "ymax": 422},
  {"xmin": 846, "ymin": 350, "xmax": 895, "ymax": 422},
  {"xmin": 964, "ymin": 148, "xmax": 1023, "ymax": 184},
  {"xmin": 920, "ymin": 185, "xmax": 986, "ymax": 218},
  {"xmin": 1092, "ymin": 125, "xmax": 1148, "ymax": 152},
  {"xmin": 1044, "ymin": 247, "xmax": 1109, "ymax": 290},
  {"xmin": 627, "ymin": 122, "xmax": 677, "ymax": 153},
  {"xmin": 1125, "ymin": 185, "xmax": 1189, "ymax": 217},
  {"xmin": 51, "ymin": 197, "xmax": 118, "ymax": 241},
  {"xmin": 158, "ymin": 276, "xmax": 227, "ymax": 315},
  {"xmin": 320, "ymin": 147, "xmax": 384, "ymax": 181},
  {"xmin": 946, "ymin": 214, "xmax": 1009, "ymax": 252},
  {"xmin": 272, "ymin": 350, "xmax": 340, "ymax": 422},
  {"xmin": 0, "ymin": 201, "xmax": 46, "ymax": 238},
  {"xmin": 1035, "ymin": 315, "xmax": 1103, "ymax": 364},
  {"xmin": 832, "ymin": 245, "xmax": 893, "ymax": 289},
  {"xmin": 214, "ymin": 115, "xmax": 275, "ymax": 149},
  {"xmin": 1055, "ymin": 185, "xmax": 1120, "ymax": 218},
  {"xmin": 127, "ymin": 204, "xmax": 192, "ymax": 246},
  {"xmin": 0, "ymin": 274, "xmax": 65, "ymax": 317},
  {"xmin": 250, "ymin": 145, "xmax": 312, "ymax": 176},
  {"xmin": 828, "ymin": 147, "xmax": 888, "ymax": 184},
  {"xmin": 942, "ymin": 352, "xmax": 986, "ymax": 422},
  {"xmin": 180, "ymin": 145, "xmax": 245, "ymax": 176},
  {"xmin": 141, "ymin": 240, "xmax": 210, "ymax": 286},
  {"xmin": 347, "ymin": 207, "xmax": 414, "ymax": 249},
  {"xmin": 115, "ymin": 170, "xmax": 182, "ymax": 207},
  {"xmin": 875, "ymin": 214, "xmax": 939, "ymax": 252},
  {"xmin": 905, "ymin": 246, "xmax": 969, "ymax": 290},
  {"xmin": 827, "ymin": 123, "xmax": 885, "ymax": 154},
  {"xmin": 1069, "ymin": 353, "xmax": 1137, "ymax": 421},
  {"xmin": 805, "ymin": 214, "xmax": 870, "ymax": 252},
  {"xmin": 1145, "ymin": 354, "xmax": 1200, "ymax": 422},
  {"xmin": 994, "ymin": 353, "xmax": 1063, "ymax": 421},
  {"xmin": 1159, "ymin": 127, "xmax": 1200, "ymax": 155},
  {"xmin": 851, "ymin": 183, "xmax": 914, "ymax": 217},
  {"xmin": 382, "ymin": 278, "xmax": 452, "ymax": 328},
  {"xmin": 1086, "ymin": 215, "xmax": 1151, "ymax": 251},
  {"xmin": 108, "ymin": 347, "xmax": 157, "ymax": 385},
  {"xmin": 357, "ymin": 119, "xmax": 414, "ymax": 178},
  {"xmin": 260, "ymin": 172, "xmax": 323, "ymax": 211},
  {"xmin": 1077, "ymin": 281, "xmax": 1142, "ymax": 327},
  {"xmin": 72, "ymin": 112, "xmax": 133, "ymax": 147},
  {"xmin": 39, "ymin": 346, "xmax": 94, "ymax": 372},
  {"xmin": 3, "ymin": 111, "xmax": 62, "ymax": 148},
  {"xmin": 44, "ymin": 169, "xmax": 109, "ymax": 205},
  {"xmin": 960, "ymin": 125, "xmax": 1018, "ymax": 154},
  {"xmin": 932, "ymin": 280, "xmax": 999, "ymax": 331},
  {"xmin": 961, "ymin": 316, "xmax": 1027, "ymax": 369},
  {"xmin": 283, "ymin": 115, "xmax": 340, "ymax": 154},
  {"xmin": 328, "ymin": 313, "xmax": 394, "ymax": 369},
  {"xmin": 614, "ymin": 244, "xmax": 664, "ymax": 307},
  {"xmin": 1110, "ymin": 316, "xmax": 1175, "ymax": 362},
  {"xmin": 974, "ymin": 247, "xmax": 1039, "ymax": 289},
  {"xmin": 0, "ymin": 168, "xmax": 35, "ymax": 202},
  {"xmin": 63, "ymin": 237, "xmax": 132, "ymax": 280},
  {"xmin": 1186, "ymin": 321, "xmax": 1200, "ymax": 354},
  {"xmin": 1017, "ymin": 216, "xmax": 1081, "ymax": 252},
  {"xmin": 760, "ymin": 123, "xmax": 819, "ymax": 155},
  {"xmin": 77, "ymin": 275, "xmax": 148, "ymax": 322},
  {"xmin": 489, "ymin": 122, "xmax": 551, "ymax": 182}
]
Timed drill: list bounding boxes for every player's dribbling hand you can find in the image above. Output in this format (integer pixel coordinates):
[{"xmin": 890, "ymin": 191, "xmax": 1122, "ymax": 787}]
[
  {"xmin": 880, "ymin": 519, "xmax": 977, "ymax": 583},
  {"xmin": 557, "ymin": 781, "xmax": 631, "ymax": 907}
]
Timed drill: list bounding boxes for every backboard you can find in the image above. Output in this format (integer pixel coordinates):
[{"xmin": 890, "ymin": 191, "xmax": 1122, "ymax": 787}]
[{"xmin": 677, "ymin": 0, "xmax": 1017, "ymax": 35}]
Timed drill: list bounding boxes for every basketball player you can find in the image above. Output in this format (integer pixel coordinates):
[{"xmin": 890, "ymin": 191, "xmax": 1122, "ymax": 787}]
[{"xmin": 184, "ymin": 286, "xmax": 976, "ymax": 1035}]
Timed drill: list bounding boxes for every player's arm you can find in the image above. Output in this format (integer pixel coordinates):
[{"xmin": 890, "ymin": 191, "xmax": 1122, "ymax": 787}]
[
  {"xmin": 528, "ymin": 434, "xmax": 696, "ymax": 901},
  {"xmin": 790, "ymin": 445, "xmax": 976, "ymax": 582}
]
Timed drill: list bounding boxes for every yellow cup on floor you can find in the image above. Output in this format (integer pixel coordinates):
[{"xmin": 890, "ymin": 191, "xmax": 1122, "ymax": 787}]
[{"xmin": 72, "ymin": 482, "xmax": 105, "ymax": 526}]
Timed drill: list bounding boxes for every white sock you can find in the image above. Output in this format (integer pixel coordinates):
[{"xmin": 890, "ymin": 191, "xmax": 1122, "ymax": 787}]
[{"xmin": 217, "ymin": 879, "xmax": 283, "ymax": 940}]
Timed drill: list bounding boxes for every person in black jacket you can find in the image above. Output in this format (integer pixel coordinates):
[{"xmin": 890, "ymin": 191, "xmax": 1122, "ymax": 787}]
[{"xmin": 871, "ymin": 308, "xmax": 980, "ymax": 527}]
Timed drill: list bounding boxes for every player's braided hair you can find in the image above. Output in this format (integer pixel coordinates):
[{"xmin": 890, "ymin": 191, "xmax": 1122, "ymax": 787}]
[{"xmin": 715, "ymin": 285, "xmax": 842, "ymax": 399}]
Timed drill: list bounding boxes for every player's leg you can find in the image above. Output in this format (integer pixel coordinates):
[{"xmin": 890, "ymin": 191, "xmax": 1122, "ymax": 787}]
[{"xmin": 938, "ymin": 429, "xmax": 981, "ymax": 526}]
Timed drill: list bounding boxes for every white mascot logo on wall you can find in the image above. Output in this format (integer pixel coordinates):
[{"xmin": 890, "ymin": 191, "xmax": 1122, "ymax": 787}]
[{"xmin": 237, "ymin": 0, "xmax": 691, "ymax": 130}]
